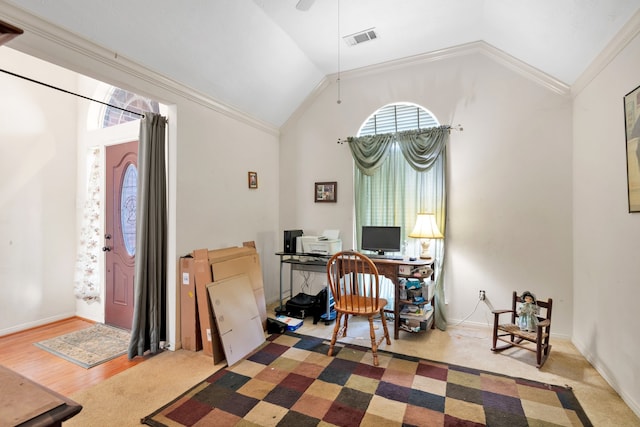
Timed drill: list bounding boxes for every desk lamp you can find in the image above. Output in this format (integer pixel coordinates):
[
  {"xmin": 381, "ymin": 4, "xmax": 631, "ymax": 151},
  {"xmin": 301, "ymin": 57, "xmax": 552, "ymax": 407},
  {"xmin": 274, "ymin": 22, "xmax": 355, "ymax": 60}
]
[{"xmin": 408, "ymin": 213, "xmax": 443, "ymax": 260}]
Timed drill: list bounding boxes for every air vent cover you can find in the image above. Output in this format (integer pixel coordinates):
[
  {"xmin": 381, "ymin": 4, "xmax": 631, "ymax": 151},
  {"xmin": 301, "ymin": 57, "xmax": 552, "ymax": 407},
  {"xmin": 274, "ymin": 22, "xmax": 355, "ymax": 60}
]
[{"xmin": 343, "ymin": 28, "xmax": 378, "ymax": 46}]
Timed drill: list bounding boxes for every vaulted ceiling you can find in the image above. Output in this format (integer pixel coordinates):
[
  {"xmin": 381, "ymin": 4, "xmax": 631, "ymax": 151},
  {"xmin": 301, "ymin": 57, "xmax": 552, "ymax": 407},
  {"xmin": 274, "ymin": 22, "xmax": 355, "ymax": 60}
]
[{"xmin": 3, "ymin": 0, "xmax": 640, "ymax": 127}]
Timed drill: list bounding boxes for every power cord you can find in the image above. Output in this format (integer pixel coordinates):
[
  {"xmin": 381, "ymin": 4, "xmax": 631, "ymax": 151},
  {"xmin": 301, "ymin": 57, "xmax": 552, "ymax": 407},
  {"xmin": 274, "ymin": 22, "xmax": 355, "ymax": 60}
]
[
  {"xmin": 300, "ymin": 271, "xmax": 313, "ymax": 294},
  {"xmin": 452, "ymin": 299, "xmax": 482, "ymax": 327},
  {"xmin": 453, "ymin": 297, "xmax": 495, "ymax": 328}
]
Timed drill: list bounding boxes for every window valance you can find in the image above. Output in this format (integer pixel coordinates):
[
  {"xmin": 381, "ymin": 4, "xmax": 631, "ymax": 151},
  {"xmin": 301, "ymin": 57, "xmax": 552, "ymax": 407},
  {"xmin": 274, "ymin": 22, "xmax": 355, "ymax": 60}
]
[{"xmin": 347, "ymin": 125, "xmax": 450, "ymax": 175}]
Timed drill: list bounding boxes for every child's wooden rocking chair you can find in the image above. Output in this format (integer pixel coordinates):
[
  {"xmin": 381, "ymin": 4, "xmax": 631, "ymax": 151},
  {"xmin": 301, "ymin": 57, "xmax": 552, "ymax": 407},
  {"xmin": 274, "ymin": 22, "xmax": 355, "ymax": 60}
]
[{"xmin": 491, "ymin": 291, "xmax": 553, "ymax": 368}]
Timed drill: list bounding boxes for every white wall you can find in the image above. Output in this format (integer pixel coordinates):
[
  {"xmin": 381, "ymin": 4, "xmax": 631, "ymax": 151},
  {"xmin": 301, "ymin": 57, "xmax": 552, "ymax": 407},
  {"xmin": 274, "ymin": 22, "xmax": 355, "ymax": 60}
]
[
  {"xmin": 3, "ymin": 3, "xmax": 638, "ymax": 416},
  {"xmin": 1, "ymin": 14, "xmax": 281, "ymax": 350},
  {"xmin": 280, "ymin": 49, "xmax": 574, "ymax": 337},
  {"xmin": 0, "ymin": 48, "xmax": 78, "ymax": 333},
  {"xmin": 573, "ymin": 31, "xmax": 640, "ymax": 415},
  {"xmin": 173, "ymin": 96, "xmax": 281, "ymax": 300}
]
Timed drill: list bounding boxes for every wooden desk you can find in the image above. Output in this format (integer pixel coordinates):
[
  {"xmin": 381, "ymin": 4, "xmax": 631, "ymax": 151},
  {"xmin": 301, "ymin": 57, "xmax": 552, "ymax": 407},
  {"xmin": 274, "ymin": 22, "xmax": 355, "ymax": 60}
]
[
  {"xmin": 275, "ymin": 253, "xmax": 432, "ymax": 339},
  {"xmin": 0, "ymin": 365, "xmax": 82, "ymax": 427},
  {"xmin": 362, "ymin": 257, "xmax": 432, "ymax": 339}
]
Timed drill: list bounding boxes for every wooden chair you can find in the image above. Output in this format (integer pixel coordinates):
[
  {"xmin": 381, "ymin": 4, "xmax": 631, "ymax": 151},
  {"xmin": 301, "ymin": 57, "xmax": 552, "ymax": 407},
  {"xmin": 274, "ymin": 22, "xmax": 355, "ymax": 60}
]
[
  {"xmin": 326, "ymin": 251, "xmax": 391, "ymax": 366},
  {"xmin": 491, "ymin": 291, "xmax": 553, "ymax": 368}
]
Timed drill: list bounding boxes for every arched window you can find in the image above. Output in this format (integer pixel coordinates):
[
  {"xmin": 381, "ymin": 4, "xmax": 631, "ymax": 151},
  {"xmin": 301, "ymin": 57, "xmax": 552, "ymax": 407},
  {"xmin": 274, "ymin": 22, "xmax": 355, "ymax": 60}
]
[
  {"xmin": 359, "ymin": 103, "xmax": 438, "ymax": 135},
  {"xmin": 101, "ymin": 87, "xmax": 160, "ymax": 128},
  {"xmin": 355, "ymin": 102, "xmax": 441, "ymax": 257},
  {"xmin": 353, "ymin": 102, "xmax": 448, "ymax": 331}
]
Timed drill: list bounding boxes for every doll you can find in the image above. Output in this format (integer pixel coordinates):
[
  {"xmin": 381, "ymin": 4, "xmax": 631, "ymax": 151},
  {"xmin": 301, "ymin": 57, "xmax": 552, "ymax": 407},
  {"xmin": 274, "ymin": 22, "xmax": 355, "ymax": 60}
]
[{"xmin": 517, "ymin": 291, "xmax": 539, "ymax": 332}]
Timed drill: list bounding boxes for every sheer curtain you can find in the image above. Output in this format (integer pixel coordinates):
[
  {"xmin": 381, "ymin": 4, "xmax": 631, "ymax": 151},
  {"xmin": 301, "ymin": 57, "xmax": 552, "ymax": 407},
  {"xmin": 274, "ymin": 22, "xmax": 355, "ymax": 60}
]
[
  {"xmin": 348, "ymin": 126, "xmax": 449, "ymax": 330},
  {"xmin": 74, "ymin": 147, "xmax": 102, "ymax": 303},
  {"xmin": 128, "ymin": 113, "xmax": 168, "ymax": 358}
]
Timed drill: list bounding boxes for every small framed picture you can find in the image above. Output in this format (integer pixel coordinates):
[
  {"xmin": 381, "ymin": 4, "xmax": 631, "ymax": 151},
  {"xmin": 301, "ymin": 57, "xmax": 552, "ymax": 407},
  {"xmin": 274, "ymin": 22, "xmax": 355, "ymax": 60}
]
[
  {"xmin": 248, "ymin": 171, "xmax": 258, "ymax": 189},
  {"xmin": 315, "ymin": 181, "xmax": 337, "ymax": 203},
  {"xmin": 624, "ymin": 84, "xmax": 640, "ymax": 212}
]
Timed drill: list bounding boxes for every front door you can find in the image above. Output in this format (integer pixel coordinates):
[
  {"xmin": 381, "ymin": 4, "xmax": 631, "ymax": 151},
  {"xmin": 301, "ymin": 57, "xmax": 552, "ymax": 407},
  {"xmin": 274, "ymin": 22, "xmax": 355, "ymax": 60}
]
[{"xmin": 105, "ymin": 141, "xmax": 138, "ymax": 330}]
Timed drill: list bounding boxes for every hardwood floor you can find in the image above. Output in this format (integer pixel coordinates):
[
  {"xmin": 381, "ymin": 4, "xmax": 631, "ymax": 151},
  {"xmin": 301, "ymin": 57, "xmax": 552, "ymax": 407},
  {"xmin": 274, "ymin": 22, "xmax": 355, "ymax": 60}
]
[{"xmin": 0, "ymin": 317, "xmax": 150, "ymax": 396}]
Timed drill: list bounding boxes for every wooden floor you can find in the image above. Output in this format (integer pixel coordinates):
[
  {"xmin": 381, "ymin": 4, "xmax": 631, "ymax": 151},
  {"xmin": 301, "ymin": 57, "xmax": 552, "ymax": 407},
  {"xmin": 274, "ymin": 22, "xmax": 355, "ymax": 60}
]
[{"xmin": 0, "ymin": 317, "xmax": 150, "ymax": 396}]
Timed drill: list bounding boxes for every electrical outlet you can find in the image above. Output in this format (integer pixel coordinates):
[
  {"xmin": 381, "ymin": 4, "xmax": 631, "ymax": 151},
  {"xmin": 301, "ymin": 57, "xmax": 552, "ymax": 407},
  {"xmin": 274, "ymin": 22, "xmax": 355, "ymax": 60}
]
[{"xmin": 479, "ymin": 290, "xmax": 486, "ymax": 301}]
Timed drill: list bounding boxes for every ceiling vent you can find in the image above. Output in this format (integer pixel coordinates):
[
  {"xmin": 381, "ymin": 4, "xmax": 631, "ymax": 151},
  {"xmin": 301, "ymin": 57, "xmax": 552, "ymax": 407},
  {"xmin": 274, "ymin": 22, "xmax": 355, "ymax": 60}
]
[{"xmin": 343, "ymin": 28, "xmax": 378, "ymax": 46}]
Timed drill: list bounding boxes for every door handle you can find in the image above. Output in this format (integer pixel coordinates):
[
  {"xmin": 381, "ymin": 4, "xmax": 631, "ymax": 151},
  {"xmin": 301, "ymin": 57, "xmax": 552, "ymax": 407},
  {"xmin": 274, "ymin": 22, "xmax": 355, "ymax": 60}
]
[{"xmin": 103, "ymin": 234, "xmax": 112, "ymax": 251}]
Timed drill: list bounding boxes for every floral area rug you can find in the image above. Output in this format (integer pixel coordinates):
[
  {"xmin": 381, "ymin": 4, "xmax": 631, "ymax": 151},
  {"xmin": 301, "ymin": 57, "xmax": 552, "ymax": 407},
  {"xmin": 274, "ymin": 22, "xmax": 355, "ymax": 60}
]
[
  {"xmin": 34, "ymin": 323, "xmax": 130, "ymax": 369},
  {"xmin": 142, "ymin": 331, "xmax": 592, "ymax": 426}
]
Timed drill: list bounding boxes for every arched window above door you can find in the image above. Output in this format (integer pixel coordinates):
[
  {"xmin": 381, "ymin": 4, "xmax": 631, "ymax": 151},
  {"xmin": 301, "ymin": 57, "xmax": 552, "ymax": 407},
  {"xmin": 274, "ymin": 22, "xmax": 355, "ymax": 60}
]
[{"xmin": 101, "ymin": 87, "xmax": 160, "ymax": 128}]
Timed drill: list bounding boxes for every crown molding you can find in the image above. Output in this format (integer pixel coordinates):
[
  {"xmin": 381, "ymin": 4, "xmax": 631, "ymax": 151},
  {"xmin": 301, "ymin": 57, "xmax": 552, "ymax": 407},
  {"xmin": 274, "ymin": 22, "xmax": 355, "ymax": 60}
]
[
  {"xmin": 472, "ymin": 42, "xmax": 571, "ymax": 96},
  {"xmin": 572, "ymin": 9, "xmax": 640, "ymax": 97},
  {"xmin": 327, "ymin": 41, "xmax": 570, "ymax": 97},
  {"xmin": 284, "ymin": 41, "xmax": 571, "ymax": 130},
  {"xmin": 2, "ymin": 1, "xmax": 577, "ymax": 132},
  {"xmin": 0, "ymin": 1, "xmax": 279, "ymax": 136}
]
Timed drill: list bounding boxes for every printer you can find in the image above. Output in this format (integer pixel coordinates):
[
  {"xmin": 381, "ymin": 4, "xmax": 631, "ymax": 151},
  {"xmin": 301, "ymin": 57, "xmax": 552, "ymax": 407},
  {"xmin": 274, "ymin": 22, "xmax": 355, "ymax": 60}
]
[{"xmin": 297, "ymin": 229, "xmax": 342, "ymax": 255}]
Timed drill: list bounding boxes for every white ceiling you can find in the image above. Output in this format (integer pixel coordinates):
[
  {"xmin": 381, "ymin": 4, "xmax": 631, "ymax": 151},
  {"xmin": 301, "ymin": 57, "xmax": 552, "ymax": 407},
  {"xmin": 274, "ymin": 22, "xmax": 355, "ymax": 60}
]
[{"xmin": 3, "ymin": 0, "xmax": 640, "ymax": 127}]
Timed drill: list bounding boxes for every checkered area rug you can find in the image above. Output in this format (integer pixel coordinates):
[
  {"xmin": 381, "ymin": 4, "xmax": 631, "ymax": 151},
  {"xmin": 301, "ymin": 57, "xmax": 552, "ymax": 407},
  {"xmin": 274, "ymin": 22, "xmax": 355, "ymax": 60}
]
[{"xmin": 142, "ymin": 332, "xmax": 592, "ymax": 426}]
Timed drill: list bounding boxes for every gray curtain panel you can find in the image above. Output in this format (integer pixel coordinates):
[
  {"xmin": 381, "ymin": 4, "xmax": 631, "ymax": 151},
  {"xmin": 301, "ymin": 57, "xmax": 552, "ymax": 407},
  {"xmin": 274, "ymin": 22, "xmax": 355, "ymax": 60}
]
[{"xmin": 128, "ymin": 113, "xmax": 168, "ymax": 358}]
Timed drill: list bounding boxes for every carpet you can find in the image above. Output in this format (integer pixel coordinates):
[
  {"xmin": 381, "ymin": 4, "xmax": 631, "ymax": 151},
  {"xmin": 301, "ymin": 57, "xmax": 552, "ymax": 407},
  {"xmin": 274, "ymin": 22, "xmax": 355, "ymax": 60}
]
[
  {"xmin": 34, "ymin": 323, "xmax": 130, "ymax": 369},
  {"xmin": 142, "ymin": 332, "xmax": 592, "ymax": 427}
]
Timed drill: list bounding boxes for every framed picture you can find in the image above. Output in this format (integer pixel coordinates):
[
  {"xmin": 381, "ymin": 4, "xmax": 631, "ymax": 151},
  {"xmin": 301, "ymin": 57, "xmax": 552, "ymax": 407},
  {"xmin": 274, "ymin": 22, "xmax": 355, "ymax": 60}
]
[
  {"xmin": 248, "ymin": 171, "xmax": 258, "ymax": 189},
  {"xmin": 624, "ymin": 84, "xmax": 640, "ymax": 212},
  {"xmin": 315, "ymin": 181, "xmax": 337, "ymax": 203}
]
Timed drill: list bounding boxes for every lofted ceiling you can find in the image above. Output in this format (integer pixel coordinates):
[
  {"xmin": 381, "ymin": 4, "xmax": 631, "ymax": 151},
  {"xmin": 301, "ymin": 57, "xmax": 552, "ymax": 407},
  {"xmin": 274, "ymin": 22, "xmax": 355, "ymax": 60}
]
[{"xmin": 2, "ymin": 0, "xmax": 640, "ymax": 128}]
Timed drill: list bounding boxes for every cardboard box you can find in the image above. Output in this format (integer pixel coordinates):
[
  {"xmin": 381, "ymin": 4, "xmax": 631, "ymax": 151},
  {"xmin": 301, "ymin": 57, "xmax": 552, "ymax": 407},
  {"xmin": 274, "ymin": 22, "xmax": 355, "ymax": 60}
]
[
  {"xmin": 208, "ymin": 246, "xmax": 267, "ymax": 329},
  {"xmin": 193, "ymin": 249, "xmax": 225, "ymax": 363},
  {"xmin": 192, "ymin": 243, "xmax": 268, "ymax": 364},
  {"xmin": 275, "ymin": 315, "xmax": 303, "ymax": 331},
  {"xmin": 207, "ymin": 274, "xmax": 265, "ymax": 366},
  {"xmin": 179, "ymin": 256, "xmax": 202, "ymax": 351}
]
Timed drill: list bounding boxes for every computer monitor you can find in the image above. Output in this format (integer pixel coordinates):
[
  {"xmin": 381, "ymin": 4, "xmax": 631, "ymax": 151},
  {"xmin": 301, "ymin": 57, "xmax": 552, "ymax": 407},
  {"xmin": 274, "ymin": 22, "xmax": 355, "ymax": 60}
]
[{"xmin": 361, "ymin": 226, "xmax": 401, "ymax": 255}]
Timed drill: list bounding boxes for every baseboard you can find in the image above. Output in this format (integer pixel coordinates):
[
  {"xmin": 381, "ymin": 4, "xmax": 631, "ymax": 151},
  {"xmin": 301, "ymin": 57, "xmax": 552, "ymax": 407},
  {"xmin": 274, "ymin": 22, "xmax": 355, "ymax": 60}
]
[
  {"xmin": 0, "ymin": 312, "xmax": 77, "ymax": 338},
  {"xmin": 447, "ymin": 318, "xmax": 571, "ymax": 341},
  {"xmin": 572, "ymin": 337, "xmax": 640, "ymax": 419}
]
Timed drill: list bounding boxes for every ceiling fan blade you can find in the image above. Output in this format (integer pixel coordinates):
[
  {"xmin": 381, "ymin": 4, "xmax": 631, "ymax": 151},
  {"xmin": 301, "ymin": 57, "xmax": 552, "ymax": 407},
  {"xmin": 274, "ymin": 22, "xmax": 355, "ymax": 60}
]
[{"xmin": 296, "ymin": 0, "xmax": 315, "ymax": 11}]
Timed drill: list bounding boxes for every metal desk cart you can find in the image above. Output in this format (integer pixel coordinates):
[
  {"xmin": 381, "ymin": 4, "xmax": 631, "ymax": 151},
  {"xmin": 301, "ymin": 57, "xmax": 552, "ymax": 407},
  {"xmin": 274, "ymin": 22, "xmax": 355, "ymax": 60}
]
[
  {"xmin": 275, "ymin": 252, "xmax": 331, "ymax": 316},
  {"xmin": 275, "ymin": 252, "xmax": 432, "ymax": 339}
]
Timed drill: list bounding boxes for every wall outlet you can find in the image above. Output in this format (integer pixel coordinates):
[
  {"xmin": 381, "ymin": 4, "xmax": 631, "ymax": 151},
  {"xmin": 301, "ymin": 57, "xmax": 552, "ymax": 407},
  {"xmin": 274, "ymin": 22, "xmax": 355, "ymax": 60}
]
[{"xmin": 479, "ymin": 290, "xmax": 486, "ymax": 301}]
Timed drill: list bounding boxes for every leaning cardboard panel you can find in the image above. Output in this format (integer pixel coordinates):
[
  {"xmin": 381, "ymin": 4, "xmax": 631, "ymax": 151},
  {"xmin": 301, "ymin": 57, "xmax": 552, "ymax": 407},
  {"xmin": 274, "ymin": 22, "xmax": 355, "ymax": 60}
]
[
  {"xmin": 207, "ymin": 245, "xmax": 267, "ymax": 329},
  {"xmin": 193, "ymin": 244, "xmax": 267, "ymax": 363},
  {"xmin": 178, "ymin": 256, "xmax": 202, "ymax": 351},
  {"xmin": 193, "ymin": 248, "xmax": 224, "ymax": 362},
  {"xmin": 206, "ymin": 274, "xmax": 265, "ymax": 366}
]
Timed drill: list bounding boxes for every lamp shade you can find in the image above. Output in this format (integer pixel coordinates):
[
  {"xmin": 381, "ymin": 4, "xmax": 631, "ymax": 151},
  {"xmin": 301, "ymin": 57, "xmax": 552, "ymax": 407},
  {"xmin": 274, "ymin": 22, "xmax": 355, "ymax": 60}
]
[{"xmin": 408, "ymin": 213, "xmax": 443, "ymax": 239}]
